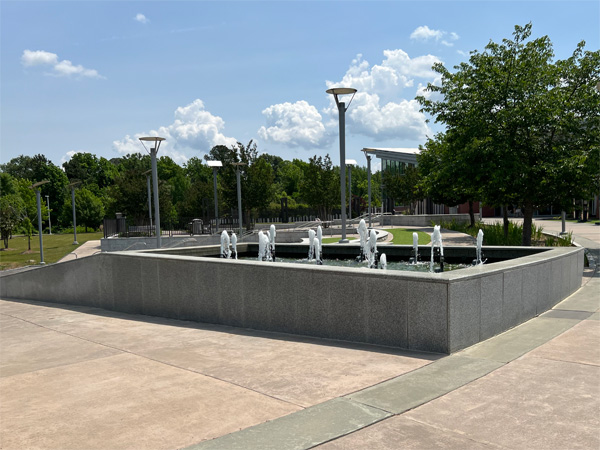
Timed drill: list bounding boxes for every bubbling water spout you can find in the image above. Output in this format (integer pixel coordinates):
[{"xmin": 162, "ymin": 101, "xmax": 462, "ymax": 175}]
[
  {"xmin": 308, "ymin": 229, "xmax": 316, "ymax": 261},
  {"xmin": 430, "ymin": 225, "xmax": 444, "ymax": 272},
  {"xmin": 220, "ymin": 230, "xmax": 231, "ymax": 259},
  {"xmin": 231, "ymin": 233, "xmax": 238, "ymax": 259},
  {"xmin": 475, "ymin": 229, "xmax": 485, "ymax": 265},
  {"xmin": 379, "ymin": 253, "xmax": 387, "ymax": 270},
  {"xmin": 269, "ymin": 224, "xmax": 277, "ymax": 261},
  {"xmin": 357, "ymin": 219, "xmax": 368, "ymax": 261},
  {"xmin": 411, "ymin": 232, "xmax": 419, "ymax": 264}
]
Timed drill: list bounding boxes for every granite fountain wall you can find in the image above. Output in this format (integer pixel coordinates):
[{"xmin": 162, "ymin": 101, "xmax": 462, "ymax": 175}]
[{"xmin": 0, "ymin": 245, "xmax": 583, "ymax": 353}]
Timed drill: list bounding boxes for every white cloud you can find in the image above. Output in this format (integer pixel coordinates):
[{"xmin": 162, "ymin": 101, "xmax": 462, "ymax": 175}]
[
  {"xmin": 112, "ymin": 99, "xmax": 237, "ymax": 164},
  {"xmin": 258, "ymin": 50, "xmax": 440, "ymax": 147},
  {"xmin": 410, "ymin": 26, "xmax": 444, "ymax": 42},
  {"xmin": 60, "ymin": 150, "xmax": 79, "ymax": 166},
  {"xmin": 134, "ymin": 13, "xmax": 149, "ymax": 24},
  {"xmin": 21, "ymin": 50, "xmax": 58, "ymax": 66},
  {"xmin": 258, "ymin": 101, "xmax": 330, "ymax": 149},
  {"xmin": 410, "ymin": 26, "xmax": 460, "ymax": 46},
  {"xmin": 21, "ymin": 49, "xmax": 104, "ymax": 79}
]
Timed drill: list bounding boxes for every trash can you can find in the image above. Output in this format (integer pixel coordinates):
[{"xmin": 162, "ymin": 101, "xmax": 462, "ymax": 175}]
[{"xmin": 191, "ymin": 219, "xmax": 203, "ymax": 235}]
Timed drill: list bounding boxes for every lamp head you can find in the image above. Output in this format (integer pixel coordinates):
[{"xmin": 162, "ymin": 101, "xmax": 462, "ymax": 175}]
[
  {"xmin": 326, "ymin": 87, "xmax": 357, "ymax": 109},
  {"xmin": 138, "ymin": 136, "xmax": 165, "ymax": 153}
]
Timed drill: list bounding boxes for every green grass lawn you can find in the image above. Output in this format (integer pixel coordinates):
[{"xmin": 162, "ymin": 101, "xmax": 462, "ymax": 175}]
[
  {"xmin": 322, "ymin": 236, "xmax": 358, "ymax": 244},
  {"xmin": 383, "ymin": 228, "xmax": 431, "ymax": 245},
  {"xmin": 0, "ymin": 232, "xmax": 103, "ymax": 270}
]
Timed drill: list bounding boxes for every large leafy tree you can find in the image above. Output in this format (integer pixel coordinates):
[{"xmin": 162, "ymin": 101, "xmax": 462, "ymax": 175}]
[
  {"xmin": 418, "ymin": 23, "xmax": 599, "ymax": 245},
  {"xmin": 300, "ymin": 155, "xmax": 339, "ymax": 218},
  {"xmin": 382, "ymin": 165, "xmax": 424, "ymax": 216},
  {"xmin": 1, "ymin": 155, "xmax": 68, "ymax": 229}
]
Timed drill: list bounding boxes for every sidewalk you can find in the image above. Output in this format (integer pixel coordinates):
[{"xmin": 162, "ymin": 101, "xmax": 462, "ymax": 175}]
[{"xmin": 1, "ymin": 228, "xmax": 598, "ymax": 449}]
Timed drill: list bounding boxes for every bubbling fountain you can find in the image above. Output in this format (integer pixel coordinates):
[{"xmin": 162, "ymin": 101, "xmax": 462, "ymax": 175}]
[
  {"xmin": 220, "ymin": 230, "xmax": 231, "ymax": 259},
  {"xmin": 430, "ymin": 225, "xmax": 445, "ymax": 273},
  {"xmin": 366, "ymin": 229, "xmax": 379, "ymax": 269},
  {"xmin": 379, "ymin": 253, "xmax": 387, "ymax": 270},
  {"xmin": 410, "ymin": 232, "xmax": 419, "ymax": 264},
  {"xmin": 308, "ymin": 229, "xmax": 316, "ymax": 261},
  {"xmin": 231, "ymin": 233, "xmax": 238, "ymax": 259},
  {"xmin": 316, "ymin": 225, "xmax": 323, "ymax": 262},
  {"xmin": 269, "ymin": 224, "xmax": 276, "ymax": 261},
  {"xmin": 357, "ymin": 219, "xmax": 368, "ymax": 261},
  {"xmin": 473, "ymin": 229, "xmax": 485, "ymax": 265}
]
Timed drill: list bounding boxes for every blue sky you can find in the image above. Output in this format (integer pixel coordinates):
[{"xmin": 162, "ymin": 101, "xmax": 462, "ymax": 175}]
[{"xmin": 2, "ymin": 1, "xmax": 598, "ymax": 171}]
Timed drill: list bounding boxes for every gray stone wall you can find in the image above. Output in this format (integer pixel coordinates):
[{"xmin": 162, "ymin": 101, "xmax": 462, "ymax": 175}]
[
  {"xmin": 380, "ymin": 214, "xmax": 471, "ymax": 227},
  {"xmin": 0, "ymin": 246, "xmax": 583, "ymax": 354}
]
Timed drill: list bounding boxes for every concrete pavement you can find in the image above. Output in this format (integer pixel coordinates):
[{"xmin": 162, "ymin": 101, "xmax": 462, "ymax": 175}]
[{"xmin": 1, "ymin": 219, "xmax": 599, "ymax": 449}]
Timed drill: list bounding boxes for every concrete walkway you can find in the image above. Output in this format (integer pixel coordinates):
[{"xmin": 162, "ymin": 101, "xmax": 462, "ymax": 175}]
[{"xmin": 1, "ymin": 220, "xmax": 599, "ymax": 449}]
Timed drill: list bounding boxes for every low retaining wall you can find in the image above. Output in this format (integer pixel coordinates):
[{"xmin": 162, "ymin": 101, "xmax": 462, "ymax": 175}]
[
  {"xmin": 0, "ymin": 245, "xmax": 583, "ymax": 354},
  {"xmin": 381, "ymin": 214, "xmax": 471, "ymax": 227}
]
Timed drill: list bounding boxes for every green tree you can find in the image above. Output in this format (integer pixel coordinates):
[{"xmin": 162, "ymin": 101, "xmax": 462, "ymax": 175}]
[
  {"xmin": 383, "ymin": 165, "xmax": 424, "ymax": 215},
  {"xmin": 0, "ymin": 194, "xmax": 25, "ymax": 248},
  {"xmin": 1, "ymin": 154, "xmax": 68, "ymax": 230},
  {"xmin": 60, "ymin": 187, "xmax": 104, "ymax": 232},
  {"xmin": 418, "ymin": 23, "xmax": 600, "ymax": 245}
]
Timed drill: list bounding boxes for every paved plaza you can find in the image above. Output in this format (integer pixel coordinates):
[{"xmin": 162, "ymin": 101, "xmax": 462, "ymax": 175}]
[{"xmin": 1, "ymin": 218, "xmax": 599, "ymax": 449}]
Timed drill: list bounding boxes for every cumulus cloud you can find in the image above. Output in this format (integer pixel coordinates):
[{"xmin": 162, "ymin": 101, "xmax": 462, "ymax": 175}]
[
  {"xmin": 258, "ymin": 50, "xmax": 441, "ymax": 147},
  {"xmin": 410, "ymin": 26, "xmax": 459, "ymax": 47},
  {"xmin": 112, "ymin": 99, "xmax": 237, "ymax": 164},
  {"xmin": 258, "ymin": 101, "xmax": 330, "ymax": 149},
  {"xmin": 134, "ymin": 13, "xmax": 149, "ymax": 24},
  {"xmin": 21, "ymin": 49, "xmax": 104, "ymax": 79}
]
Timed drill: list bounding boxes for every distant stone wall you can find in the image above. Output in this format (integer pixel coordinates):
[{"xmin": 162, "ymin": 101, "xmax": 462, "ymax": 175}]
[{"xmin": 0, "ymin": 246, "xmax": 583, "ymax": 354}]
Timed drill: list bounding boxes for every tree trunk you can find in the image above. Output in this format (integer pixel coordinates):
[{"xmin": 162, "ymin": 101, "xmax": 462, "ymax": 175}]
[
  {"xmin": 503, "ymin": 205, "xmax": 509, "ymax": 239},
  {"xmin": 28, "ymin": 235, "xmax": 31, "ymax": 251},
  {"xmin": 522, "ymin": 201, "xmax": 534, "ymax": 246},
  {"xmin": 468, "ymin": 201, "xmax": 475, "ymax": 227}
]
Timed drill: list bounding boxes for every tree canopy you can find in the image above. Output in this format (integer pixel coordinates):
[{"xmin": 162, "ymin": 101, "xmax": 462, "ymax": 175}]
[{"xmin": 417, "ymin": 23, "xmax": 600, "ymax": 245}]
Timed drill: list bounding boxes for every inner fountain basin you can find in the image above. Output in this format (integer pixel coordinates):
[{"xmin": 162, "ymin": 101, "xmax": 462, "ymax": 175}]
[{"xmin": 0, "ymin": 244, "xmax": 583, "ymax": 354}]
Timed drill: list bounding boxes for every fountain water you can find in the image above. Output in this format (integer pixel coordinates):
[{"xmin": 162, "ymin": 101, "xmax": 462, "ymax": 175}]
[
  {"xmin": 430, "ymin": 225, "xmax": 444, "ymax": 272},
  {"xmin": 220, "ymin": 231, "xmax": 231, "ymax": 258},
  {"xmin": 379, "ymin": 253, "xmax": 387, "ymax": 270},
  {"xmin": 366, "ymin": 229, "xmax": 379, "ymax": 268},
  {"xmin": 314, "ymin": 239, "xmax": 323, "ymax": 265},
  {"xmin": 357, "ymin": 219, "xmax": 368, "ymax": 261},
  {"xmin": 308, "ymin": 229, "xmax": 316, "ymax": 261},
  {"xmin": 231, "ymin": 233, "xmax": 238, "ymax": 259},
  {"xmin": 410, "ymin": 232, "xmax": 419, "ymax": 264},
  {"xmin": 269, "ymin": 224, "xmax": 276, "ymax": 261},
  {"xmin": 257, "ymin": 231, "xmax": 268, "ymax": 261},
  {"xmin": 474, "ymin": 229, "xmax": 485, "ymax": 265},
  {"xmin": 316, "ymin": 225, "xmax": 323, "ymax": 262}
]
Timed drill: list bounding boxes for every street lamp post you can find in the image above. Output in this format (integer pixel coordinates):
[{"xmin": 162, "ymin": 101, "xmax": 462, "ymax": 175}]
[
  {"xmin": 326, "ymin": 87, "xmax": 357, "ymax": 243},
  {"xmin": 362, "ymin": 150, "xmax": 372, "ymax": 228},
  {"xmin": 45, "ymin": 195, "xmax": 52, "ymax": 235},
  {"xmin": 30, "ymin": 180, "xmax": 50, "ymax": 264},
  {"xmin": 207, "ymin": 161, "xmax": 222, "ymax": 233},
  {"xmin": 143, "ymin": 170, "xmax": 153, "ymax": 232},
  {"xmin": 68, "ymin": 181, "xmax": 81, "ymax": 245},
  {"xmin": 346, "ymin": 159, "xmax": 357, "ymax": 221},
  {"xmin": 232, "ymin": 162, "xmax": 247, "ymax": 237},
  {"xmin": 139, "ymin": 137, "xmax": 165, "ymax": 249}
]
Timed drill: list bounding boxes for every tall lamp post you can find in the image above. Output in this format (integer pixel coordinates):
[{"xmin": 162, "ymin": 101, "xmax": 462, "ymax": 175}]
[
  {"xmin": 327, "ymin": 87, "xmax": 357, "ymax": 243},
  {"xmin": 346, "ymin": 159, "xmax": 357, "ymax": 221},
  {"xmin": 68, "ymin": 181, "xmax": 81, "ymax": 245},
  {"xmin": 232, "ymin": 162, "xmax": 247, "ymax": 237},
  {"xmin": 45, "ymin": 195, "xmax": 52, "ymax": 235},
  {"xmin": 207, "ymin": 160, "xmax": 222, "ymax": 233},
  {"xmin": 30, "ymin": 180, "xmax": 50, "ymax": 264},
  {"xmin": 139, "ymin": 136, "xmax": 165, "ymax": 249},
  {"xmin": 143, "ymin": 169, "xmax": 153, "ymax": 232}
]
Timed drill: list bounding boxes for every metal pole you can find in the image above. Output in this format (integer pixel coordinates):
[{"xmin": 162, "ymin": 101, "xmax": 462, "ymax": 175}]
[
  {"xmin": 348, "ymin": 165, "xmax": 352, "ymax": 221},
  {"xmin": 213, "ymin": 168, "xmax": 219, "ymax": 233},
  {"xmin": 146, "ymin": 174, "xmax": 153, "ymax": 230},
  {"xmin": 45, "ymin": 195, "xmax": 52, "ymax": 235},
  {"xmin": 366, "ymin": 154, "xmax": 372, "ymax": 228},
  {"xmin": 338, "ymin": 101, "xmax": 348, "ymax": 243},
  {"xmin": 151, "ymin": 147, "xmax": 161, "ymax": 248},
  {"xmin": 36, "ymin": 190, "xmax": 45, "ymax": 264},
  {"xmin": 71, "ymin": 186, "xmax": 78, "ymax": 245},
  {"xmin": 236, "ymin": 167, "xmax": 243, "ymax": 237},
  {"xmin": 560, "ymin": 210, "xmax": 566, "ymax": 235}
]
